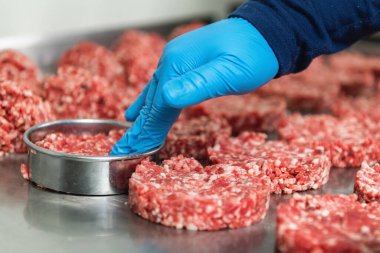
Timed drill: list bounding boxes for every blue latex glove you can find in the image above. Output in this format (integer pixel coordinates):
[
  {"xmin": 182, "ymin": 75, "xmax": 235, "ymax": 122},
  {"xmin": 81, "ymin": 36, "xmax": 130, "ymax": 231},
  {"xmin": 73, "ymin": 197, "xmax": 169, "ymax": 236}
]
[{"xmin": 110, "ymin": 18, "xmax": 279, "ymax": 155}]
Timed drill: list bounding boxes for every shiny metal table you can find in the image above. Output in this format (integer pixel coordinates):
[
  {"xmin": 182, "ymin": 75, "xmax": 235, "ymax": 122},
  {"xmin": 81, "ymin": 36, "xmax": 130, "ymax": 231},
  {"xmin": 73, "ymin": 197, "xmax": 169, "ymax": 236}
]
[
  {"xmin": 0, "ymin": 155, "xmax": 357, "ymax": 253},
  {"xmin": 0, "ymin": 18, "xmax": 370, "ymax": 253}
]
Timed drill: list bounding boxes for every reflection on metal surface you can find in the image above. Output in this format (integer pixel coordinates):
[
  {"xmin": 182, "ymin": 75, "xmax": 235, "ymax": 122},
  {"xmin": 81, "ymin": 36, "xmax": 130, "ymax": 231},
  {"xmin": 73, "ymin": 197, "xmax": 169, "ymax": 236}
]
[
  {"xmin": 0, "ymin": 155, "xmax": 359, "ymax": 253},
  {"xmin": 0, "ymin": 155, "xmax": 29, "ymax": 204},
  {"xmin": 317, "ymin": 167, "xmax": 357, "ymax": 194},
  {"xmin": 128, "ymin": 217, "xmax": 268, "ymax": 253},
  {"xmin": 24, "ymin": 184, "xmax": 130, "ymax": 237}
]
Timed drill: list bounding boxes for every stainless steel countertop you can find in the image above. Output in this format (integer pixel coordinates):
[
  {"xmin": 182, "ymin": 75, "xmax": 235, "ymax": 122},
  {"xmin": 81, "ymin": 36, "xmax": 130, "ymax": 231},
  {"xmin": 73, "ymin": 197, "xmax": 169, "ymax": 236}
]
[
  {"xmin": 0, "ymin": 19, "xmax": 369, "ymax": 253},
  {"xmin": 0, "ymin": 155, "xmax": 357, "ymax": 253}
]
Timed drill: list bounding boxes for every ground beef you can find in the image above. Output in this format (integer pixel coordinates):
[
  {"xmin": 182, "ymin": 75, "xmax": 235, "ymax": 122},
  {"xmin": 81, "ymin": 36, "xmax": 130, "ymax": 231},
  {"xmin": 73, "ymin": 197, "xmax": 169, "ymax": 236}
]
[
  {"xmin": 168, "ymin": 21, "xmax": 206, "ymax": 40},
  {"xmin": 328, "ymin": 52, "xmax": 380, "ymax": 96},
  {"xmin": 208, "ymin": 132, "xmax": 331, "ymax": 194},
  {"xmin": 279, "ymin": 114, "xmax": 380, "ymax": 168},
  {"xmin": 159, "ymin": 116, "xmax": 231, "ymax": 161},
  {"xmin": 24, "ymin": 129, "xmax": 143, "ymax": 189},
  {"xmin": 58, "ymin": 40, "xmax": 140, "ymax": 109},
  {"xmin": 256, "ymin": 57, "xmax": 340, "ymax": 113},
  {"xmin": 377, "ymin": 79, "xmax": 380, "ymax": 94},
  {"xmin": 0, "ymin": 50, "xmax": 39, "ymax": 90},
  {"xmin": 112, "ymin": 30, "xmax": 166, "ymax": 92},
  {"xmin": 183, "ymin": 94, "xmax": 286, "ymax": 135},
  {"xmin": 328, "ymin": 52, "xmax": 380, "ymax": 72},
  {"xmin": 0, "ymin": 81, "xmax": 52, "ymax": 156},
  {"xmin": 285, "ymin": 56, "xmax": 331, "ymax": 85},
  {"xmin": 355, "ymin": 162, "xmax": 380, "ymax": 203},
  {"xmin": 335, "ymin": 69, "xmax": 375, "ymax": 97},
  {"xmin": 128, "ymin": 155, "xmax": 271, "ymax": 231},
  {"xmin": 258, "ymin": 53, "xmax": 380, "ymax": 111},
  {"xmin": 257, "ymin": 75, "xmax": 339, "ymax": 114},
  {"xmin": 58, "ymin": 41, "xmax": 124, "ymax": 84},
  {"xmin": 112, "ymin": 85, "xmax": 140, "ymax": 110},
  {"xmin": 20, "ymin": 163, "xmax": 29, "ymax": 180},
  {"xmin": 331, "ymin": 96, "xmax": 380, "ymax": 122},
  {"xmin": 35, "ymin": 129, "xmax": 124, "ymax": 156},
  {"xmin": 40, "ymin": 66, "xmax": 124, "ymax": 120},
  {"xmin": 277, "ymin": 194, "xmax": 380, "ymax": 253}
]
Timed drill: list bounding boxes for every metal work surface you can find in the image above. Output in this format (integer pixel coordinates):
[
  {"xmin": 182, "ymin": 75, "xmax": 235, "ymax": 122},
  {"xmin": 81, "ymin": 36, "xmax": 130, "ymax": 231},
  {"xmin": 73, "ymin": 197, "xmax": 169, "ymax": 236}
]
[
  {"xmin": 0, "ymin": 155, "xmax": 357, "ymax": 253},
  {"xmin": 0, "ymin": 20, "xmax": 375, "ymax": 253}
]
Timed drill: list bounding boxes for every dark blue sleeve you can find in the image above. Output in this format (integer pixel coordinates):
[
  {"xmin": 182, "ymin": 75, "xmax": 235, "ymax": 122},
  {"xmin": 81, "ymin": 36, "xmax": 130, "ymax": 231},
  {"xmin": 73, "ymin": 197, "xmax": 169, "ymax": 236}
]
[{"xmin": 230, "ymin": 0, "xmax": 380, "ymax": 76}]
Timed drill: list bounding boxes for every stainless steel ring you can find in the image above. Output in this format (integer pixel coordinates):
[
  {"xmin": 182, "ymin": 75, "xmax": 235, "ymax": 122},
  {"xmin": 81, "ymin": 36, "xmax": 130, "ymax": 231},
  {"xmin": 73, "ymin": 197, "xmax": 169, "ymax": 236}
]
[{"xmin": 23, "ymin": 119, "xmax": 162, "ymax": 195}]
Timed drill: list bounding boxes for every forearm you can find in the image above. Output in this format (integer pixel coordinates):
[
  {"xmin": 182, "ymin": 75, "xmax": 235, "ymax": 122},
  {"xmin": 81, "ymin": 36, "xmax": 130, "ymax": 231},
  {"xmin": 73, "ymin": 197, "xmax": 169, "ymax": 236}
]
[{"xmin": 230, "ymin": 0, "xmax": 380, "ymax": 76}]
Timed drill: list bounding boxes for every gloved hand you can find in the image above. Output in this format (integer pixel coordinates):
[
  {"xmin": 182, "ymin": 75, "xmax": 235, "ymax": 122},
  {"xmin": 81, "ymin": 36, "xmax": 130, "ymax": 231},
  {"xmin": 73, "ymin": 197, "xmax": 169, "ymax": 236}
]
[{"xmin": 110, "ymin": 17, "xmax": 279, "ymax": 155}]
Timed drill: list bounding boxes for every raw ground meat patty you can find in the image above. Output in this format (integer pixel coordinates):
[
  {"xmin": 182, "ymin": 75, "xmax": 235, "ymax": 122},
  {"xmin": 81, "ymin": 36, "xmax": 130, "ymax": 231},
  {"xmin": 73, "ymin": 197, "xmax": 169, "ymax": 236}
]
[
  {"xmin": 23, "ymin": 129, "xmax": 139, "ymax": 187},
  {"xmin": 279, "ymin": 114, "xmax": 380, "ymax": 168},
  {"xmin": 326, "ymin": 52, "xmax": 378, "ymax": 97},
  {"xmin": 328, "ymin": 52, "xmax": 380, "ymax": 97},
  {"xmin": 41, "ymin": 66, "xmax": 124, "ymax": 120},
  {"xmin": 0, "ymin": 81, "xmax": 52, "ymax": 156},
  {"xmin": 0, "ymin": 50, "xmax": 39, "ymax": 89},
  {"xmin": 331, "ymin": 96, "xmax": 380, "ymax": 122},
  {"xmin": 159, "ymin": 116, "xmax": 231, "ymax": 161},
  {"xmin": 277, "ymin": 194, "xmax": 380, "ymax": 253},
  {"xmin": 257, "ymin": 53, "xmax": 380, "ymax": 111},
  {"xmin": 256, "ymin": 57, "xmax": 340, "ymax": 113},
  {"xmin": 184, "ymin": 94, "xmax": 286, "ymax": 135},
  {"xmin": 58, "ymin": 41, "xmax": 139, "ymax": 109},
  {"xmin": 168, "ymin": 21, "xmax": 206, "ymax": 40},
  {"xmin": 355, "ymin": 162, "xmax": 380, "ymax": 203},
  {"xmin": 58, "ymin": 41, "xmax": 124, "ymax": 83},
  {"xmin": 128, "ymin": 156, "xmax": 271, "ymax": 231},
  {"xmin": 20, "ymin": 130, "xmax": 140, "ymax": 188},
  {"xmin": 35, "ymin": 129, "xmax": 124, "ymax": 156},
  {"xmin": 208, "ymin": 132, "xmax": 331, "ymax": 194},
  {"xmin": 112, "ymin": 30, "xmax": 166, "ymax": 91}
]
